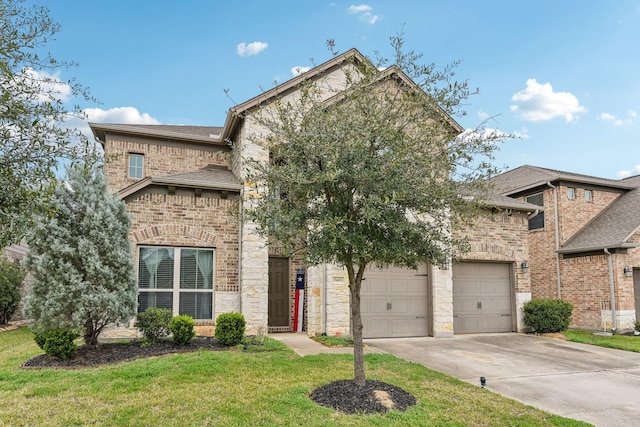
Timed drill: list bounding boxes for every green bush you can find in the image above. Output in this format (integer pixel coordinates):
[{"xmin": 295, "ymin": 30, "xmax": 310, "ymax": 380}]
[
  {"xmin": 135, "ymin": 307, "xmax": 173, "ymax": 342},
  {"xmin": 523, "ymin": 299, "xmax": 573, "ymax": 333},
  {"xmin": 169, "ymin": 314, "xmax": 196, "ymax": 345},
  {"xmin": 34, "ymin": 329, "xmax": 79, "ymax": 360},
  {"xmin": 0, "ymin": 257, "xmax": 25, "ymax": 324},
  {"xmin": 215, "ymin": 312, "xmax": 246, "ymax": 346}
]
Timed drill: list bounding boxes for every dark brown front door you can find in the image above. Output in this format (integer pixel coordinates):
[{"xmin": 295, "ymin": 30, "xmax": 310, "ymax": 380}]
[{"xmin": 268, "ymin": 257, "xmax": 290, "ymax": 328}]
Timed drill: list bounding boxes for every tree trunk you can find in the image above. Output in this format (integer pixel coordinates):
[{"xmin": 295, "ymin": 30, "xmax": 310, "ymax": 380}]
[
  {"xmin": 84, "ymin": 318, "xmax": 99, "ymax": 348},
  {"xmin": 347, "ymin": 263, "xmax": 366, "ymax": 386}
]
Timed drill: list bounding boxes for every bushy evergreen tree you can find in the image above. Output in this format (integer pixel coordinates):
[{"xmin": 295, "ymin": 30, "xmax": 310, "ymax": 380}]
[{"xmin": 24, "ymin": 164, "xmax": 136, "ymax": 347}]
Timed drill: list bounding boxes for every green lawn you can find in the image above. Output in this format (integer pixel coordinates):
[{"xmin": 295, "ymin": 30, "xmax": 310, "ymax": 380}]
[
  {"xmin": 563, "ymin": 329, "xmax": 640, "ymax": 352},
  {"xmin": 0, "ymin": 327, "xmax": 591, "ymax": 427}
]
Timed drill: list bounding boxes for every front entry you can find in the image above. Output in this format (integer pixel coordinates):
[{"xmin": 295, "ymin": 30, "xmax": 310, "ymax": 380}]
[{"xmin": 268, "ymin": 257, "xmax": 290, "ymax": 330}]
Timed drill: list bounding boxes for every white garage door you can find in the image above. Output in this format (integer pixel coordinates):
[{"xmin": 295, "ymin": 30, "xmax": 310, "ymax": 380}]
[
  {"xmin": 453, "ymin": 262, "xmax": 513, "ymax": 334},
  {"xmin": 361, "ymin": 264, "xmax": 429, "ymax": 338}
]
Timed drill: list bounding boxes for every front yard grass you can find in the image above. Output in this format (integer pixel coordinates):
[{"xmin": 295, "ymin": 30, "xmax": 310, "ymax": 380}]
[
  {"xmin": 563, "ymin": 329, "xmax": 640, "ymax": 352},
  {"xmin": 0, "ymin": 327, "xmax": 590, "ymax": 426}
]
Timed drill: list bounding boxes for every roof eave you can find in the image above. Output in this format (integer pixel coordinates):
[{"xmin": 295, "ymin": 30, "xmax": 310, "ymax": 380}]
[
  {"xmin": 150, "ymin": 176, "xmax": 243, "ymax": 192},
  {"xmin": 89, "ymin": 123, "xmax": 225, "ymax": 146},
  {"xmin": 557, "ymin": 242, "xmax": 640, "ymax": 255}
]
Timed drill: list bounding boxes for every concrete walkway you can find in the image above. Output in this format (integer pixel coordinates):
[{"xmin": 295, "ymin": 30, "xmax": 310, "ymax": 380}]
[{"xmin": 272, "ymin": 333, "xmax": 380, "ymax": 357}]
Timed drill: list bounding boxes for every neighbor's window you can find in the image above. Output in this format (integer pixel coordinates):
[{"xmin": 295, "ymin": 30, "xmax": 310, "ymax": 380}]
[
  {"xmin": 567, "ymin": 188, "xmax": 575, "ymax": 199},
  {"xmin": 137, "ymin": 246, "xmax": 214, "ymax": 320},
  {"xmin": 128, "ymin": 153, "xmax": 144, "ymax": 179},
  {"xmin": 526, "ymin": 192, "xmax": 544, "ymax": 230},
  {"xmin": 584, "ymin": 189, "xmax": 593, "ymax": 201}
]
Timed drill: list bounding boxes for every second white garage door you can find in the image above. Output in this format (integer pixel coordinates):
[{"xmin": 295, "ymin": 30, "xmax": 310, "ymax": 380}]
[
  {"xmin": 361, "ymin": 264, "xmax": 429, "ymax": 338},
  {"xmin": 453, "ymin": 262, "xmax": 513, "ymax": 334}
]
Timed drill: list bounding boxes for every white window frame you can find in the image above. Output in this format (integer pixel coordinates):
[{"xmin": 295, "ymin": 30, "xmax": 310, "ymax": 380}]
[
  {"xmin": 567, "ymin": 187, "xmax": 575, "ymax": 200},
  {"xmin": 137, "ymin": 246, "xmax": 215, "ymax": 320},
  {"xmin": 128, "ymin": 153, "xmax": 144, "ymax": 179},
  {"xmin": 584, "ymin": 189, "xmax": 593, "ymax": 202}
]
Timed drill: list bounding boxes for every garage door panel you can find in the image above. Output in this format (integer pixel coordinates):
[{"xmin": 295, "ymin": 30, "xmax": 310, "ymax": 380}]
[
  {"xmin": 362, "ymin": 264, "xmax": 429, "ymax": 338},
  {"xmin": 453, "ymin": 262, "xmax": 513, "ymax": 334}
]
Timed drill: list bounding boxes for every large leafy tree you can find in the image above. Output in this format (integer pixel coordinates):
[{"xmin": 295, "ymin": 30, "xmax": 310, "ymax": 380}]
[
  {"xmin": 242, "ymin": 37, "xmax": 502, "ymax": 386},
  {"xmin": 0, "ymin": 0, "xmax": 94, "ymax": 248},
  {"xmin": 24, "ymin": 164, "xmax": 136, "ymax": 347}
]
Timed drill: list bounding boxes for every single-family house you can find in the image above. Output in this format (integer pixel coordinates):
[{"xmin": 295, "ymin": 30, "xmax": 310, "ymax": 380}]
[
  {"xmin": 91, "ymin": 49, "xmax": 540, "ymax": 338},
  {"xmin": 490, "ymin": 166, "xmax": 640, "ymax": 331}
]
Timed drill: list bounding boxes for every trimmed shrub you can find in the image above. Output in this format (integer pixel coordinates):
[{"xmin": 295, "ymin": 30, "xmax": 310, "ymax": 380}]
[
  {"xmin": 215, "ymin": 312, "xmax": 246, "ymax": 346},
  {"xmin": 135, "ymin": 307, "xmax": 173, "ymax": 343},
  {"xmin": 34, "ymin": 329, "xmax": 80, "ymax": 360},
  {"xmin": 523, "ymin": 299, "xmax": 573, "ymax": 333},
  {"xmin": 169, "ymin": 315, "xmax": 196, "ymax": 345},
  {"xmin": 0, "ymin": 257, "xmax": 25, "ymax": 324}
]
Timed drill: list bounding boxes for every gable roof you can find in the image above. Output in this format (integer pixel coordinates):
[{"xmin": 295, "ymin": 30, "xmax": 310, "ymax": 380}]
[
  {"xmin": 90, "ymin": 123, "xmax": 226, "ymax": 146},
  {"xmin": 559, "ymin": 174, "xmax": 640, "ymax": 254},
  {"xmin": 490, "ymin": 165, "xmax": 635, "ymax": 195},
  {"xmin": 221, "ymin": 47, "xmax": 464, "ymax": 142},
  {"xmin": 118, "ymin": 164, "xmax": 242, "ymax": 200}
]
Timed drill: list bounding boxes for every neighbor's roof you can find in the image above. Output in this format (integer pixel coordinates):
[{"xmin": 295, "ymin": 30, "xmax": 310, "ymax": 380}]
[
  {"xmin": 90, "ymin": 123, "xmax": 226, "ymax": 146},
  {"xmin": 559, "ymin": 175, "xmax": 640, "ymax": 254},
  {"xmin": 490, "ymin": 165, "xmax": 635, "ymax": 195},
  {"xmin": 118, "ymin": 164, "xmax": 242, "ymax": 200}
]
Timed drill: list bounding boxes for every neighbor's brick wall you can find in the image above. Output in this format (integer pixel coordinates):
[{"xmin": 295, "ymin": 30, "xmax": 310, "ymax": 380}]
[
  {"xmin": 557, "ymin": 186, "xmax": 621, "ymax": 245},
  {"xmin": 103, "ymin": 135, "xmax": 231, "ymax": 191}
]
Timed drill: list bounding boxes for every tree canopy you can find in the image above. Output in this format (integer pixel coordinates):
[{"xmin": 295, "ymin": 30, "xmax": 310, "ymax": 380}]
[
  {"xmin": 241, "ymin": 37, "xmax": 503, "ymax": 385},
  {"xmin": 24, "ymin": 164, "xmax": 136, "ymax": 347},
  {"xmin": 0, "ymin": 0, "xmax": 95, "ymax": 248}
]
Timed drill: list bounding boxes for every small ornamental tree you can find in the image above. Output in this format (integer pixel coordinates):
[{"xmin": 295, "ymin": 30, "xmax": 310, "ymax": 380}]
[
  {"xmin": 241, "ymin": 36, "xmax": 503, "ymax": 386},
  {"xmin": 24, "ymin": 164, "xmax": 137, "ymax": 347},
  {"xmin": 0, "ymin": 256, "xmax": 25, "ymax": 324}
]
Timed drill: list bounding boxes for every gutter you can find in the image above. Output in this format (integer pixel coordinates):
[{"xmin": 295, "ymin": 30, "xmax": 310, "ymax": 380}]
[
  {"xmin": 604, "ymin": 248, "xmax": 617, "ymax": 332},
  {"xmin": 546, "ymin": 181, "xmax": 562, "ymax": 298}
]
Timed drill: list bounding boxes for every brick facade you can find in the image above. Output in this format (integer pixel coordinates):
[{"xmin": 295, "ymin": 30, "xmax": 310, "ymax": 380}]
[{"xmin": 517, "ymin": 183, "xmax": 639, "ymax": 330}]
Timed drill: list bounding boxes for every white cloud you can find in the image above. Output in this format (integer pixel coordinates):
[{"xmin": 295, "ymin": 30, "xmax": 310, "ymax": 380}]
[
  {"xmin": 477, "ymin": 109, "xmax": 489, "ymax": 120},
  {"xmin": 237, "ymin": 41, "xmax": 268, "ymax": 57},
  {"xmin": 17, "ymin": 68, "xmax": 73, "ymax": 103},
  {"xmin": 64, "ymin": 107, "xmax": 161, "ymax": 147},
  {"xmin": 598, "ymin": 110, "xmax": 636, "ymax": 126},
  {"xmin": 514, "ymin": 127, "xmax": 530, "ymax": 139},
  {"xmin": 290, "ymin": 66, "xmax": 311, "ymax": 76},
  {"xmin": 348, "ymin": 4, "xmax": 379, "ymax": 24},
  {"xmin": 84, "ymin": 107, "xmax": 161, "ymax": 124},
  {"xmin": 510, "ymin": 79, "xmax": 586, "ymax": 122},
  {"xmin": 617, "ymin": 164, "xmax": 640, "ymax": 178}
]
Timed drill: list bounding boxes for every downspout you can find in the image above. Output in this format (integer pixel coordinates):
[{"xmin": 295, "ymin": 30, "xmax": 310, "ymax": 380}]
[
  {"xmin": 604, "ymin": 248, "xmax": 617, "ymax": 332},
  {"xmin": 546, "ymin": 182, "xmax": 562, "ymax": 298},
  {"xmin": 322, "ymin": 263, "xmax": 328, "ymax": 335}
]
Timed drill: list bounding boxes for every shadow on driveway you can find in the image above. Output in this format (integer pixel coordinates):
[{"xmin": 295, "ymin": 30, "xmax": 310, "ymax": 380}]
[{"xmin": 365, "ymin": 333, "xmax": 640, "ymax": 427}]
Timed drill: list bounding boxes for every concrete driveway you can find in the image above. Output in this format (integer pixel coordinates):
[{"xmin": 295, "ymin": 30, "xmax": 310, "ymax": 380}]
[{"xmin": 365, "ymin": 334, "xmax": 640, "ymax": 427}]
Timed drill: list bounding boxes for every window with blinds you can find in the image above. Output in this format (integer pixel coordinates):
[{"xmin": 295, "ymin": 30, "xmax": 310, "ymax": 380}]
[{"xmin": 138, "ymin": 246, "xmax": 214, "ymax": 320}]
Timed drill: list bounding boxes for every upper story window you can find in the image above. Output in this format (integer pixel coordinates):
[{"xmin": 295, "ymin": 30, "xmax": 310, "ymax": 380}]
[
  {"xmin": 567, "ymin": 188, "xmax": 575, "ymax": 200},
  {"xmin": 128, "ymin": 153, "xmax": 144, "ymax": 179},
  {"xmin": 526, "ymin": 192, "xmax": 544, "ymax": 230},
  {"xmin": 584, "ymin": 189, "xmax": 593, "ymax": 202}
]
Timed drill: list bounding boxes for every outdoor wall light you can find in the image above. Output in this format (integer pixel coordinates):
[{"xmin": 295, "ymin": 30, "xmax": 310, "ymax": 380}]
[
  {"xmin": 623, "ymin": 265, "xmax": 633, "ymax": 278},
  {"xmin": 520, "ymin": 260, "xmax": 529, "ymax": 273}
]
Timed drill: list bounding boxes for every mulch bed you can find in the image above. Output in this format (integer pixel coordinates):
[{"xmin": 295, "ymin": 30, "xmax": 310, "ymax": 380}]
[
  {"xmin": 310, "ymin": 379, "xmax": 416, "ymax": 414},
  {"xmin": 21, "ymin": 336, "xmax": 228, "ymax": 369}
]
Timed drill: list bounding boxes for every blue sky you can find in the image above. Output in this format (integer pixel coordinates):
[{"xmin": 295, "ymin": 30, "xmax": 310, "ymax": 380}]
[{"xmin": 40, "ymin": 1, "xmax": 640, "ymax": 179}]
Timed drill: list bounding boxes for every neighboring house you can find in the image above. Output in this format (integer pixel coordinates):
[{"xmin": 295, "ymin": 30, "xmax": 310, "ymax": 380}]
[
  {"xmin": 91, "ymin": 49, "xmax": 540, "ymax": 338},
  {"xmin": 490, "ymin": 165, "xmax": 640, "ymax": 331}
]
